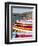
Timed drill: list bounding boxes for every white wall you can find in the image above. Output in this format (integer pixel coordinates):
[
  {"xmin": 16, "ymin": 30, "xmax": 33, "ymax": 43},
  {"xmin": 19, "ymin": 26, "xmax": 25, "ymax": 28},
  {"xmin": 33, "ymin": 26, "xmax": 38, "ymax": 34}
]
[{"xmin": 0, "ymin": 0, "xmax": 38, "ymax": 46}]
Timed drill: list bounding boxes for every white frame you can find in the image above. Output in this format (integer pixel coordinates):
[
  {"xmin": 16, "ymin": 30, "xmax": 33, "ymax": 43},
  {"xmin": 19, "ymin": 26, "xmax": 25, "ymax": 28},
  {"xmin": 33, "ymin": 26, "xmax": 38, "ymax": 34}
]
[{"xmin": 9, "ymin": 4, "xmax": 36, "ymax": 42}]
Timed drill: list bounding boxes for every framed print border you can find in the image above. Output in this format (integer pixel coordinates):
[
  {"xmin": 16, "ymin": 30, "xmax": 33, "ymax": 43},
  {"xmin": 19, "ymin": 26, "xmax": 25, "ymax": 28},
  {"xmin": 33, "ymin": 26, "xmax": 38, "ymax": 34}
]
[{"xmin": 5, "ymin": 2, "xmax": 37, "ymax": 44}]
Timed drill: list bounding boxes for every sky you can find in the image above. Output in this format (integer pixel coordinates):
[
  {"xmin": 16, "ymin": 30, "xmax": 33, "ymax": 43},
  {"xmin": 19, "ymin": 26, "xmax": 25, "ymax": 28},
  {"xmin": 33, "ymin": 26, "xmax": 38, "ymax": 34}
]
[{"xmin": 12, "ymin": 8, "xmax": 33, "ymax": 13}]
